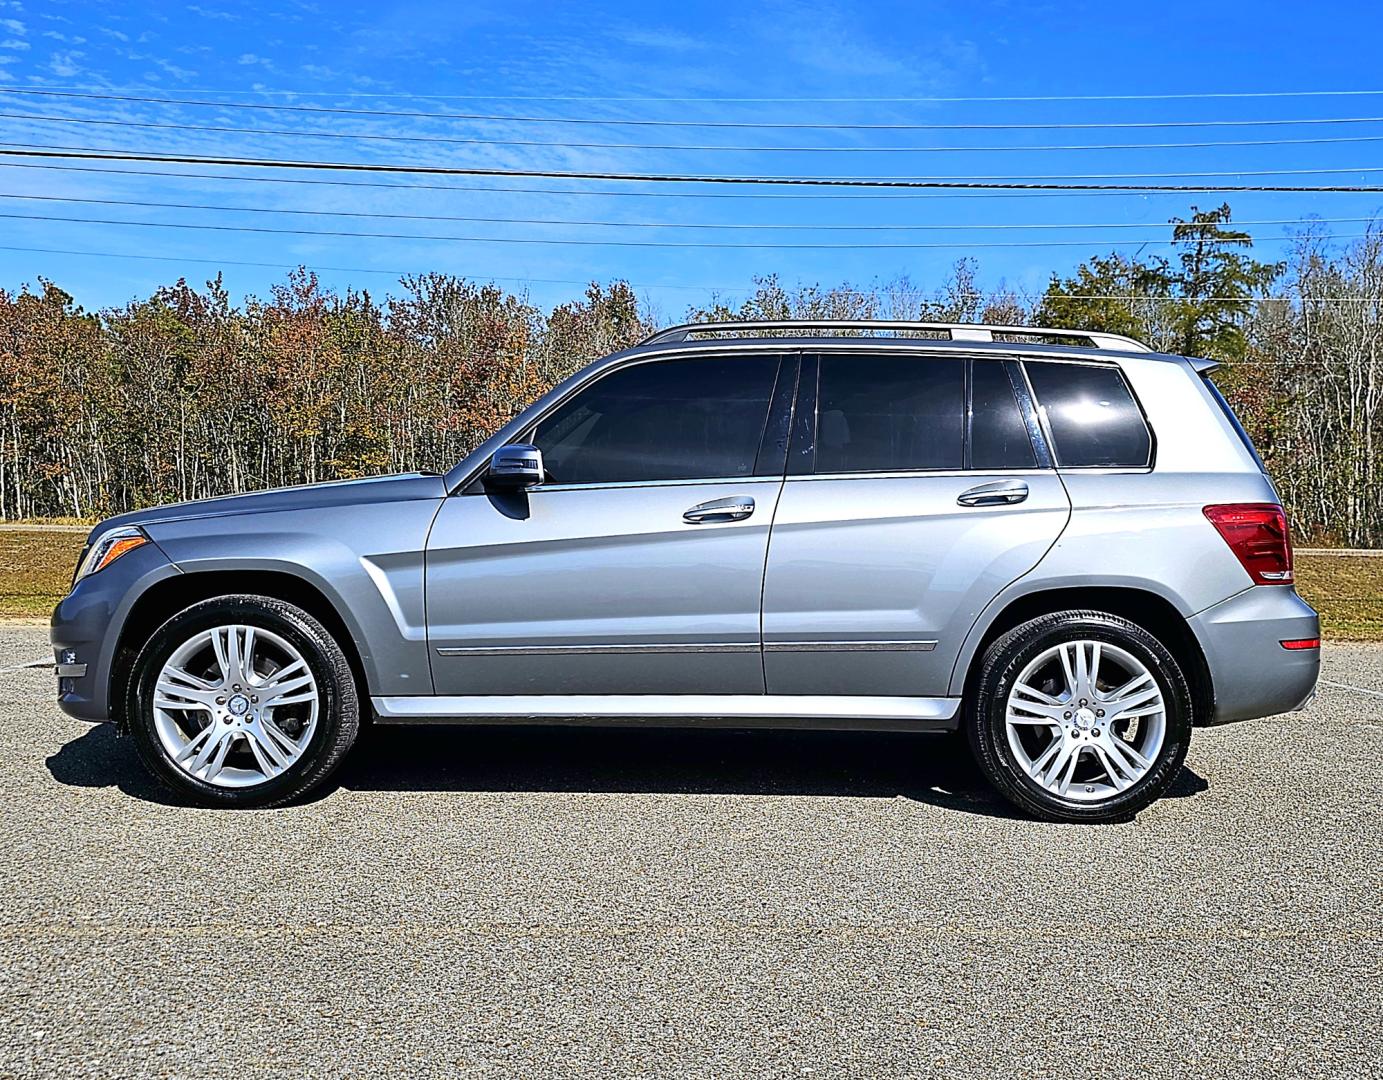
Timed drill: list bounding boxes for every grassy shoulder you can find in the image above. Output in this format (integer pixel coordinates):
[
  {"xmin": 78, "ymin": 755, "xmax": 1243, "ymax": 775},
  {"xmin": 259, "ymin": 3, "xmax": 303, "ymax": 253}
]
[{"xmin": 2, "ymin": 530, "xmax": 1379, "ymax": 640}]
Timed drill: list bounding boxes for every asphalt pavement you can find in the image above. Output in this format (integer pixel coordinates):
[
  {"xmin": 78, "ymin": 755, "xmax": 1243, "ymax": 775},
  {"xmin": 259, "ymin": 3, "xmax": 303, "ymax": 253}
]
[{"xmin": 0, "ymin": 624, "xmax": 1378, "ymax": 1079}]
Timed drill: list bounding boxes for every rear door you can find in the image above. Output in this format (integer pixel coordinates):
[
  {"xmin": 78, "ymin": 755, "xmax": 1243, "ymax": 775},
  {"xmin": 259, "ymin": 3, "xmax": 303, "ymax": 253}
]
[
  {"xmin": 425, "ymin": 351, "xmax": 795, "ymax": 696},
  {"xmin": 762, "ymin": 351, "xmax": 1071, "ymax": 697}
]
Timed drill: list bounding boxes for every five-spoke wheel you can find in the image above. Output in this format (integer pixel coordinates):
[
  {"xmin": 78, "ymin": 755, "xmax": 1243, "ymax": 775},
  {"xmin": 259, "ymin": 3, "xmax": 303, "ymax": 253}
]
[
  {"xmin": 126, "ymin": 595, "xmax": 359, "ymax": 808},
  {"xmin": 153, "ymin": 624, "xmax": 320, "ymax": 788},
  {"xmin": 969, "ymin": 610, "xmax": 1192, "ymax": 823}
]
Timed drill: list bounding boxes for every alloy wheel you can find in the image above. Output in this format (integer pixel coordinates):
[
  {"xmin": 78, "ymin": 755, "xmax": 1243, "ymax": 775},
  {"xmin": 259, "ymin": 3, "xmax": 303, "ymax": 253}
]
[
  {"xmin": 1004, "ymin": 639, "xmax": 1167, "ymax": 803},
  {"xmin": 152, "ymin": 624, "xmax": 319, "ymax": 788}
]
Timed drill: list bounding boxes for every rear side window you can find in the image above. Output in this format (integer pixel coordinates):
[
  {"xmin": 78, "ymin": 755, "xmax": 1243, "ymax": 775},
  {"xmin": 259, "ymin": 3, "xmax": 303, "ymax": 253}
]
[
  {"xmin": 533, "ymin": 355, "xmax": 779, "ymax": 484},
  {"xmin": 970, "ymin": 360, "xmax": 1037, "ymax": 469},
  {"xmin": 1024, "ymin": 361, "xmax": 1151, "ymax": 468},
  {"xmin": 815, "ymin": 354, "xmax": 964, "ymax": 473}
]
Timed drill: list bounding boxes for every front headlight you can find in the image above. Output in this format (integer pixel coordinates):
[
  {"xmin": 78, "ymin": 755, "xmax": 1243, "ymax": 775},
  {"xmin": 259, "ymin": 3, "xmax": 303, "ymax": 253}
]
[{"xmin": 75, "ymin": 526, "xmax": 150, "ymax": 581}]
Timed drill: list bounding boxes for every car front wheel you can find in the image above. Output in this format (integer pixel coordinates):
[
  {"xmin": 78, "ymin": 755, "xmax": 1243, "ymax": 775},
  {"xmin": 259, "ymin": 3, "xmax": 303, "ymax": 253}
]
[
  {"xmin": 968, "ymin": 610, "xmax": 1193, "ymax": 823},
  {"xmin": 125, "ymin": 595, "xmax": 360, "ymax": 808}
]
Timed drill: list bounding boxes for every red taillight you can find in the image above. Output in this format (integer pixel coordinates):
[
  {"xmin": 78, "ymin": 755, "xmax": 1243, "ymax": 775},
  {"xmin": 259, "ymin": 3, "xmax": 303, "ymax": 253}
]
[
  {"xmin": 1203, "ymin": 503, "xmax": 1294, "ymax": 585},
  {"xmin": 1280, "ymin": 638, "xmax": 1320, "ymax": 650}
]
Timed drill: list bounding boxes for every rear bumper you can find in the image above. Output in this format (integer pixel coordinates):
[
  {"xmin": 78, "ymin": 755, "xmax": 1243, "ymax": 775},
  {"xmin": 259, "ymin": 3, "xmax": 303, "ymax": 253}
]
[{"xmin": 1188, "ymin": 585, "xmax": 1320, "ymax": 725}]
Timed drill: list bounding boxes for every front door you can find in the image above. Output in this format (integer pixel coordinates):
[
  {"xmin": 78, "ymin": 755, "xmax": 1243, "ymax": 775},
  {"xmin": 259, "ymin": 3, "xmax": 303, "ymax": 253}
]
[{"xmin": 425, "ymin": 351, "xmax": 794, "ymax": 696}]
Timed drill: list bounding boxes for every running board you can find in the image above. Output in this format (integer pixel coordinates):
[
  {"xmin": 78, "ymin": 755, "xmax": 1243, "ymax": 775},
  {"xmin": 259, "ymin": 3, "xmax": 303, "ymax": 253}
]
[{"xmin": 371, "ymin": 694, "xmax": 960, "ymax": 732}]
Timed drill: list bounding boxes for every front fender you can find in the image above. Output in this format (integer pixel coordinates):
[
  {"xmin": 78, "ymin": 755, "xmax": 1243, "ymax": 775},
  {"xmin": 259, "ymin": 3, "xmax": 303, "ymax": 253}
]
[{"xmin": 144, "ymin": 499, "xmax": 440, "ymax": 698}]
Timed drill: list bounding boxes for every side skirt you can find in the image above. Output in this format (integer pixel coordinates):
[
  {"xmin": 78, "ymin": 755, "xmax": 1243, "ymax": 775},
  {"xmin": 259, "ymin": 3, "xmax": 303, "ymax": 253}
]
[{"xmin": 370, "ymin": 694, "xmax": 961, "ymax": 732}]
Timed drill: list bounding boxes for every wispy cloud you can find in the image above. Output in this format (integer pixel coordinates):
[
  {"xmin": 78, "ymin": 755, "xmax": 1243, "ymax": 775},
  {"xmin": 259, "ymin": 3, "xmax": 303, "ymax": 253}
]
[
  {"xmin": 185, "ymin": 4, "xmax": 239, "ymax": 20},
  {"xmin": 613, "ymin": 26, "xmax": 708, "ymax": 52},
  {"xmin": 0, "ymin": 17, "xmax": 24, "ymax": 34},
  {"xmin": 47, "ymin": 49, "xmax": 83, "ymax": 77},
  {"xmin": 1, "ymin": 37, "xmax": 27, "ymax": 50}
]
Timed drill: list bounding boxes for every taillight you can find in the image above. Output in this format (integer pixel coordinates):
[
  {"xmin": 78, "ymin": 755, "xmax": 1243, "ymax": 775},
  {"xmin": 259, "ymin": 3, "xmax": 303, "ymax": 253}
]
[{"xmin": 1203, "ymin": 503, "xmax": 1294, "ymax": 585}]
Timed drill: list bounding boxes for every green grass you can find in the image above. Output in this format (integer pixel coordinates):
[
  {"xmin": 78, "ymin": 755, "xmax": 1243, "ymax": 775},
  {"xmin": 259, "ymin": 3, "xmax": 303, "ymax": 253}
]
[
  {"xmin": 0, "ymin": 530, "xmax": 85, "ymax": 619},
  {"xmin": 1294, "ymin": 552, "xmax": 1383, "ymax": 642},
  {"xmin": 2, "ymin": 531, "xmax": 1380, "ymax": 639}
]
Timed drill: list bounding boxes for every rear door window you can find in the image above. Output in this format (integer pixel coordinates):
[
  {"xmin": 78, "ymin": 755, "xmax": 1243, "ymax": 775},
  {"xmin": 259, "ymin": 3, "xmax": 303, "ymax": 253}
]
[
  {"xmin": 814, "ymin": 354, "xmax": 964, "ymax": 473},
  {"xmin": 970, "ymin": 360, "xmax": 1038, "ymax": 469},
  {"xmin": 1024, "ymin": 361, "xmax": 1152, "ymax": 468}
]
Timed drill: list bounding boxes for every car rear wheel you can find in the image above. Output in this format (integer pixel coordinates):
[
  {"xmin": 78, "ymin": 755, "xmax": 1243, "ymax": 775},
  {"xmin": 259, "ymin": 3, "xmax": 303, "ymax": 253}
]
[
  {"xmin": 968, "ymin": 610, "xmax": 1193, "ymax": 823},
  {"xmin": 125, "ymin": 595, "xmax": 360, "ymax": 808}
]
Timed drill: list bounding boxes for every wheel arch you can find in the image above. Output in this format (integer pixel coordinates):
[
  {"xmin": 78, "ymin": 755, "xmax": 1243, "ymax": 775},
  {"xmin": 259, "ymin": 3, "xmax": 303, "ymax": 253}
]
[
  {"xmin": 950, "ymin": 584, "xmax": 1214, "ymax": 724},
  {"xmin": 112, "ymin": 570, "xmax": 370, "ymax": 728}
]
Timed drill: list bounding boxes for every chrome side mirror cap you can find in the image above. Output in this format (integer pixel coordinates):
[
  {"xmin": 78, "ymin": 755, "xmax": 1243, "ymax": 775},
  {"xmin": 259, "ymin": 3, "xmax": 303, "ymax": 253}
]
[{"xmin": 486, "ymin": 443, "xmax": 544, "ymax": 489}]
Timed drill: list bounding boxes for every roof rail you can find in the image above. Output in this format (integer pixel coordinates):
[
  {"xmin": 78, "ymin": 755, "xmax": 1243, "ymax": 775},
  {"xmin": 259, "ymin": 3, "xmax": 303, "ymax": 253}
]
[{"xmin": 640, "ymin": 319, "xmax": 1151, "ymax": 352}]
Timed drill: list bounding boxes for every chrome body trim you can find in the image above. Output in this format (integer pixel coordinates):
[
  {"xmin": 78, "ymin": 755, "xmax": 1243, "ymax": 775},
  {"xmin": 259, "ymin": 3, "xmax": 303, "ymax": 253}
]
[
  {"xmin": 642, "ymin": 320, "xmax": 1152, "ymax": 352},
  {"xmin": 436, "ymin": 642, "xmax": 760, "ymax": 657},
  {"xmin": 436, "ymin": 640, "xmax": 939, "ymax": 657},
  {"xmin": 372, "ymin": 693, "xmax": 962, "ymax": 730},
  {"xmin": 762, "ymin": 640, "xmax": 938, "ymax": 653}
]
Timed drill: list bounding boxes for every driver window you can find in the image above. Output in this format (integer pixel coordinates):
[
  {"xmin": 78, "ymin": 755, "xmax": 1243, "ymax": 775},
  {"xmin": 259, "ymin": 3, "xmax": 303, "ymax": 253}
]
[{"xmin": 533, "ymin": 355, "xmax": 780, "ymax": 485}]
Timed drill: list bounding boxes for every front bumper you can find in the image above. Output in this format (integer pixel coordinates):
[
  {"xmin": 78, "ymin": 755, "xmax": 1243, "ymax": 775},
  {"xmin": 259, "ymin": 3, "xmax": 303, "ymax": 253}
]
[
  {"xmin": 1188, "ymin": 585, "xmax": 1320, "ymax": 725},
  {"xmin": 50, "ymin": 540, "xmax": 181, "ymax": 722}
]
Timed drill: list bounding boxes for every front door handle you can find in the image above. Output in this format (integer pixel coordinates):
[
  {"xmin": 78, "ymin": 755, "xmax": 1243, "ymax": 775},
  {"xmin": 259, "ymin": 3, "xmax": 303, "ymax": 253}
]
[
  {"xmin": 957, "ymin": 480, "xmax": 1029, "ymax": 507},
  {"xmin": 683, "ymin": 496, "xmax": 755, "ymax": 524}
]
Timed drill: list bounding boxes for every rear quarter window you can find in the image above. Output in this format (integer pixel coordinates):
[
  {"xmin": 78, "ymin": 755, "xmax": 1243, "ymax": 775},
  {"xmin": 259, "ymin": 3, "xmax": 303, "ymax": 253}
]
[{"xmin": 1024, "ymin": 360, "xmax": 1152, "ymax": 469}]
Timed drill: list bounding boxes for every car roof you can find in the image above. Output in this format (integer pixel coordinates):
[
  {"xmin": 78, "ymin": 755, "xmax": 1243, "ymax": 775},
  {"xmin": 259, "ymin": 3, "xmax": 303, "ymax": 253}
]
[{"xmin": 612, "ymin": 334, "xmax": 1193, "ymax": 366}]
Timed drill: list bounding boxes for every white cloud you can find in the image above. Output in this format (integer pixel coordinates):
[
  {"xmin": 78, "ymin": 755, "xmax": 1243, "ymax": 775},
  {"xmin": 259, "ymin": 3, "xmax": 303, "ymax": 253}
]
[
  {"xmin": 186, "ymin": 5, "xmax": 239, "ymax": 20},
  {"xmin": 0, "ymin": 37, "xmax": 27, "ymax": 49},
  {"xmin": 99, "ymin": 27, "xmax": 130, "ymax": 42},
  {"xmin": 48, "ymin": 49, "xmax": 83, "ymax": 77},
  {"xmin": 0, "ymin": 17, "xmax": 23, "ymax": 34}
]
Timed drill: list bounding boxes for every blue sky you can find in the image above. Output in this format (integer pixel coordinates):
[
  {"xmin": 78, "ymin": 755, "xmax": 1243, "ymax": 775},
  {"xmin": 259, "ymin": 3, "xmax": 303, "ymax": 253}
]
[{"xmin": 0, "ymin": 0, "xmax": 1380, "ymax": 318}]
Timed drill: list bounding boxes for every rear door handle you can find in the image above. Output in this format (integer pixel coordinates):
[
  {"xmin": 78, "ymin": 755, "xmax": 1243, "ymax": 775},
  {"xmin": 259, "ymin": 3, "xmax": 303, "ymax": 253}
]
[
  {"xmin": 683, "ymin": 496, "xmax": 755, "ymax": 524},
  {"xmin": 957, "ymin": 480, "xmax": 1029, "ymax": 507}
]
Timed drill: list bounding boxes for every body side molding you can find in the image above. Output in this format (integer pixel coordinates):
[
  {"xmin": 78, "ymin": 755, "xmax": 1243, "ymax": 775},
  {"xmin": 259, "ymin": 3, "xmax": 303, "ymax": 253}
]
[{"xmin": 372, "ymin": 693, "xmax": 960, "ymax": 731}]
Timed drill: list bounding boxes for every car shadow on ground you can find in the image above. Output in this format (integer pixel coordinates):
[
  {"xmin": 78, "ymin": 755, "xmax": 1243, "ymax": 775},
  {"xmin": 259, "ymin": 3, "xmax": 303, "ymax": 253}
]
[{"xmin": 46, "ymin": 721, "xmax": 1210, "ymax": 820}]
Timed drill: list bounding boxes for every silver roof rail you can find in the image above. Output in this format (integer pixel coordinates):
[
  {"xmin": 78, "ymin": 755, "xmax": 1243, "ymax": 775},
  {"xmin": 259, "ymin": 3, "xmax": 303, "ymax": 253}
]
[{"xmin": 640, "ymin": 320, "xmax": 1151, "ymax": 352}]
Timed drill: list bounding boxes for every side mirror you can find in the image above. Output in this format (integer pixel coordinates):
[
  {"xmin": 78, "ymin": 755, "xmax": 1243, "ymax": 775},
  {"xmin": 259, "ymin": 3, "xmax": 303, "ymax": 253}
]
[{"xmin": 486, "ymin": 443, "xmax": 544, "ymax": 489}]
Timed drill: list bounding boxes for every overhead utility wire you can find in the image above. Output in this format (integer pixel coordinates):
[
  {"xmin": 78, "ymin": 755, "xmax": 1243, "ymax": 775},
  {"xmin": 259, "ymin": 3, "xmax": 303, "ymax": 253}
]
[
  {"xmin": 1, "ymin": 210, "xmax": 1365, "ymax": 249},
  {"xmin": 1, "ymin": 193, "xmax": 1371, "ymax": 233},
  {"xmin": 16, "ymin": 85, "xmax": 1383, "ymax": 103},
  {"xmin": 0, "ymin": 160, "xmax": 1234, "ymax": 201},
  {"xmin": 3, "ymin": 146, "xmax": 1383, "ymax": 191},
  {"xmin": 4, "ymin": 88, "xmax": 1383, "ymax": 131},
  {"xmin": 7, "ymin": 110, "xmax": 1383, "ymax": 154}
]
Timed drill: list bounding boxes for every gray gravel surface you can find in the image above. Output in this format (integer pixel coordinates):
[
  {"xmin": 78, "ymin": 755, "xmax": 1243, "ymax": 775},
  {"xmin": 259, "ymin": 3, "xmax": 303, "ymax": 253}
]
[{"xmin": 0, "ymin": 625, "xmax": 1379, "ymax": 1079}]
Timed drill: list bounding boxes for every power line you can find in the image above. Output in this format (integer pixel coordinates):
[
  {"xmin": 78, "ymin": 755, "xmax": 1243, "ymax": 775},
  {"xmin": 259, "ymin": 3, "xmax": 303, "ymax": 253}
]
[
  {"xmin": 0, "ymin": 160, "xmax": 1319, "ymax": 202},
  {"xmin": 1, "ymin": 192, "xmax": 1372, "ymax": 234},
  {"xmin": 9, "ymin": 109, "xmax": 1383, "ymax": 154},
  {"xmin": 5, "ymin": 145, "xmax": 1383, "ymax": 191},
  {"xmin": 2, "ymin": 241, "xmax": 1377, "ymax": 306},
  {"xmin": 17, "ymin": 84, "xmax": 1383, "ymax": 103},
  {"xmin": 0, "ymin": 210, "xmax": 1366, "ymax": 250},
  {"xmin": 4, "ymin": 87, "xmax": 1383, "ymax": 132}
]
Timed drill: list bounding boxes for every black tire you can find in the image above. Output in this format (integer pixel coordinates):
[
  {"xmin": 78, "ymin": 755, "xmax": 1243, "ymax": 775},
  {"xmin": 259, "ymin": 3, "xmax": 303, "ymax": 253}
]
[
  {"xmin": 967, "ymin": 610, "xmax": 1193, "ymax": 824},
  {"xmin": 124, "ymin": 595, "xmax": 360, "ymax": 808}
]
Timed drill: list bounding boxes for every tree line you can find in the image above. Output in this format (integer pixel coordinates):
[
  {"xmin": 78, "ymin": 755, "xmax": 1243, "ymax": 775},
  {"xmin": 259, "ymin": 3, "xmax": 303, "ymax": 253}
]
[{"xmin": 2, "ymin": 205, "xmax": 1380, "ymax": 545}]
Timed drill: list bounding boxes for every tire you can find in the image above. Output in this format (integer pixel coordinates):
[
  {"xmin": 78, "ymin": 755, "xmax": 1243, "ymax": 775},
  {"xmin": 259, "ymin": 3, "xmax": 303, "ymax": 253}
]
[
  {"xmin": 124, "ymin": 594, "xmax": 360, "ymax": 808},
  {"xmin": 967, "ymin": 610, "xmax": 1193, "ymax": 824}
]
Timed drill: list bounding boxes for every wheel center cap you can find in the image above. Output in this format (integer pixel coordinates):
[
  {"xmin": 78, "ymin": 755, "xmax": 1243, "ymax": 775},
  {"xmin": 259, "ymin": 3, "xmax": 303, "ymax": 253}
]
[
  {"xmin": 227, "ymin": 694, "xmax": 250, "ymax": 717},
  {"xmin": 1074, "ymin": 707, "xmax": 1097, "ymax": 730}
]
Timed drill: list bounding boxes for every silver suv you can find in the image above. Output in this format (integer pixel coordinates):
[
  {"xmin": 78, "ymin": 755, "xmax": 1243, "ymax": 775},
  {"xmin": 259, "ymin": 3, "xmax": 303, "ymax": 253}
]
[{"xmin": 51, "ymin": 320, "xmax": 1320, "ymax": 822}]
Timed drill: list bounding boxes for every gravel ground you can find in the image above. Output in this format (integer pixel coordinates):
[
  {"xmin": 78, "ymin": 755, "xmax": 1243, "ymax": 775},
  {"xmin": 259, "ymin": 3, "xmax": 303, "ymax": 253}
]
[{"xmin": 0, "ymin": 625, "xmax": 1378, "ymax": 1079}]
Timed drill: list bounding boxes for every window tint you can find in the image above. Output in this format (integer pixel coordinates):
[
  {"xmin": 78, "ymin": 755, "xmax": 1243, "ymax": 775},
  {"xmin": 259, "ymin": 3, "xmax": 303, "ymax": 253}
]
[
  {"xmin": 970, "ymin": 361, "xmax": 1037, "ymax": 469},
  {"xmin": 533, "ymin": 355, "xmax": 779, "ymax": 484},
  {"xmin": 815, "ymin": 355, "xmax": 964, "ymax": 473},
  {"xmin": 1025, "ymin": 361, "xmax": 1151, "ymax": 468}
]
